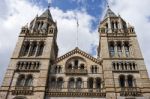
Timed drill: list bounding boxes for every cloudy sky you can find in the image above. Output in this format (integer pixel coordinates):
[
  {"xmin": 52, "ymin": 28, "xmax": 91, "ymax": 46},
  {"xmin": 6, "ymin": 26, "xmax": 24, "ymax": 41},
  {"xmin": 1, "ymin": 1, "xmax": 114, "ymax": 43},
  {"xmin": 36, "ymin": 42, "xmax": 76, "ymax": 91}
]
[{"xmin": 0, "ymin": 0, "xmax": 150, "ymax": 85}]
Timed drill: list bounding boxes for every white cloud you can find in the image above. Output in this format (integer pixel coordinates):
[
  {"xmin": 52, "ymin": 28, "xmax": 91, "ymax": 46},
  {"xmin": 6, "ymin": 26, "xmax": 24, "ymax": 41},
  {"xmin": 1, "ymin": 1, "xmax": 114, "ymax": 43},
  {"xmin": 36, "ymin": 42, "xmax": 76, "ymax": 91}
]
[
  {"xmin": 108, "ymin": 0, "xmax": 150, "ymax": 77},
  {"xmin": 0, "ymin": 0, "xmax": 98, "ymax": 85}
]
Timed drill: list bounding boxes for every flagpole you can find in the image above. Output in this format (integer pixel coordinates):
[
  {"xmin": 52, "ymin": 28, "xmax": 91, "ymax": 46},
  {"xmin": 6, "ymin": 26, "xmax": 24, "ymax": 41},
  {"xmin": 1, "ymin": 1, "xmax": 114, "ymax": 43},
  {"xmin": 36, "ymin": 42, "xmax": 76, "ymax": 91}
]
[{"xmin": 76, "ymin": 13, "xmax": 79, "ymax": 47}]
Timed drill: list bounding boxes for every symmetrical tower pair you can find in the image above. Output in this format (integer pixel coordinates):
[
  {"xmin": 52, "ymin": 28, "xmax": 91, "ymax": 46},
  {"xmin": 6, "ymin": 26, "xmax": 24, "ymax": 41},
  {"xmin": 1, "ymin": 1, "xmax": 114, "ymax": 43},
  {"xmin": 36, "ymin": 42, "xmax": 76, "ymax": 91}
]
[{"xmin": 0, "ymin": 4, "xmax": 150, "ymax": 99}]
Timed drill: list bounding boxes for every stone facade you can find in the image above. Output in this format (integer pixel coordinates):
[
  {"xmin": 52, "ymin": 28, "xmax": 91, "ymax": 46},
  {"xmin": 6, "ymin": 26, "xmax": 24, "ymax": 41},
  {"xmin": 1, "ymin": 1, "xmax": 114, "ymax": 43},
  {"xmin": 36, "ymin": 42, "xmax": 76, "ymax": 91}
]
[{"xmin": 0, "ymin": 6, "xmax": 150, "ymax": 99}]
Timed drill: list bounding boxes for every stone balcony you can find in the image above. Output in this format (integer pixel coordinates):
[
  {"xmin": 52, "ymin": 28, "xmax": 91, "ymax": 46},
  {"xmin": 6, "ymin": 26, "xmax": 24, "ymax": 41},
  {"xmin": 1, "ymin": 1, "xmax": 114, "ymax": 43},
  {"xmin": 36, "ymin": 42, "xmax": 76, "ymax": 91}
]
[
  {"xmin": 65, "ymin": 69, "xmax": 88, "ymax": 75},
  {"xmin": 46, "ymin": 88, "xmax": 106, "ymax": 97},
  {"xmin": 12, "ymin": 86, "xmax": 34, "ymax": 95},
  {"xmin": 120, "ymin": 87, "xmax": 142, "ymax": 96}
]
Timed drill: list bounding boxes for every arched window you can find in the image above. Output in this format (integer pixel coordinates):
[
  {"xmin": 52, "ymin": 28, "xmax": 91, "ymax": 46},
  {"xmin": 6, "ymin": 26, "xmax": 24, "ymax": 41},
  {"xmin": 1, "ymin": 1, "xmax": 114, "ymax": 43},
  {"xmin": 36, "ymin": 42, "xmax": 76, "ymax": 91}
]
[
  {"xmin": 96, "ymin": 78, "xmax": 101, "ymax": 89},
  {"xmin": 127, "ymin": 75, "xmax": 134, "ymax": 87},
  {"xmin": 124, "ymin": 41, "xmax": 130, "ymax": 57},
  {"xmin": 117, "ymin": 42, "xmax": 122, "ymax": 57},
  {"xmin": 25, "ymin": 75, "xmax": 33, "ymax": 86},
  {"xmin": 88, "ymin": 78, "xmax": 94, "ymax": 89},
  {"xmin": 68, "ymin": 78, "xmax": 75, "ymax": 91},
  {"xmin": 29, "ymin": 41, "xmax": 37, "ymax": 56},
  {"xmin": 80, "ymin": 64, "xmax": 84, "ymax": 69},
  {"xmin": 109, "ymin": 42, "xmax": 115, "ymax": 57},
  {"xmin": 21, "ymin": 41, "xmax": 30, "ymax": 56},
  {"xmin": 16, "ymin": 75, "xmax": 25, "ymax": 86},
  {"xmin": 36, "ymin": 42, "xmax": 44, "ymax": 56},
  {"xmin": 76, "ymin": 78, "xmax": 82, "ymax": 89},
  {"xmin": 88, "ymin": 77, "xmax": 94, "ymax": 92},
  {"xmin": 50, "ymin": 77, "xmax": 56, "ymax": 88},
  {"xmin": 95, "ymin": 66, "xmax": 98, "ymax": 73},
  {"xmin": 119, "ymin": 75, "xmax": 125, "ymax": 87},
  {"xmin": 57, "ymin": 77, "xmax": 63, "ymax": 89}
]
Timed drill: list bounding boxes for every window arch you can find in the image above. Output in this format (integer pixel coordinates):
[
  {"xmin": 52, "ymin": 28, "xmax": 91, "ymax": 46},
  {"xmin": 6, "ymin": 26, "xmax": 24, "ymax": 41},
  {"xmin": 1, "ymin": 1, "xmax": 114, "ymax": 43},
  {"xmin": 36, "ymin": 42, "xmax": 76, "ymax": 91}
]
[
  {"xmin": 119, "ymin": 75, "xmax": 125, "ymax": 87},
  {"xmin": 68, "ymin": 78, "xmax": 75, "ymax": 92},
  {"xmin": 76, "ymin": 78, "xmax": 82, "ymax": 89},
  {"xmin": 88, "ymin": 78, "xmax": 94, "ymax": 89},
  {"xmin": 29, "ymin": 41, "xmax": 37, "ymax": 56},
  {"xmin": 20, "ymin": 41, "xmax": 30, "ymax": 56},
  {"xmin": 95, "ymin": 77, "xmax": 101, "ymax": 88},
  {"xmin": 50, "ymin": 77, "xmax": 56, "ymax": 88},
  {"xmin": 117, "ymin": 41, "xmax": 122, "ymax": 57},
  {"xmin": 68, "ymin": 78, "xmax": 75, "ymax": 89},
  {"xmin": 57, "ymin": 77, "xmax": 63, "ymax": 89},
  {"xmin": 124, "ymin": 41, "xmax": 130, "ymax": 57},
  {"xmin": 16, "ymin": 75, "xmax": 25, "ymax": 86},
  {"xmin": 109, "ymin": 41, "xmax": 115, "ymax": 57},
  {"xmin": 25, "ymin": 75, "xmax": 33, "ymax": 86},
  {"xmin": 127, "ymin": 75, "xmax": 134, "ymax": 87},
  {"xmin": 36, "ymin": 41, "xmax": 44, "ymax": 56}
]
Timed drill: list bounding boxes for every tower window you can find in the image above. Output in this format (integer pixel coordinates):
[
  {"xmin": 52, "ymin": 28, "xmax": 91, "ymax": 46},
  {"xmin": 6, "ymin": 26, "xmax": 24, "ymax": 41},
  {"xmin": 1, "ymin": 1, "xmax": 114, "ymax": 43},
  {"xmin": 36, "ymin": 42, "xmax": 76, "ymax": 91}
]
[
  {"xmin": 119, "ymin": 75, "xmax": 125, "ymax": 87},
  {"xmin": 127, "ymin": 75, "xmax": 134, "ymax": 87},
  {"xmin": 25, "ymin": 75, "xmax": 33, "ymax": 86},
  {"xmin": 20, "ymin": 41, "xmax": 30, "ymax": 56},
  {"xmin": 29, "ymin": 41, "xmax": 37, "ymax": 56},
  {"xmin": 36, "ymin": 41, "xmax": 44, "ymax": 56},
  {"xmin": 109, "ymin": 41, "xmax": 115, "ymax": 57}
]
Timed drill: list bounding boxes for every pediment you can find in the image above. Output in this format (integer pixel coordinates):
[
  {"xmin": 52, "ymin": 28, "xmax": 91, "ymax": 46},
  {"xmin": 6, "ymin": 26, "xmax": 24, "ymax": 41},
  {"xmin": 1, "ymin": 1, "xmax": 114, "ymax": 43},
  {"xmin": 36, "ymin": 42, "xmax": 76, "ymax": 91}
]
[{"xmin": 56, "ymin": 47, "xmax": 101, "ymax": 64}]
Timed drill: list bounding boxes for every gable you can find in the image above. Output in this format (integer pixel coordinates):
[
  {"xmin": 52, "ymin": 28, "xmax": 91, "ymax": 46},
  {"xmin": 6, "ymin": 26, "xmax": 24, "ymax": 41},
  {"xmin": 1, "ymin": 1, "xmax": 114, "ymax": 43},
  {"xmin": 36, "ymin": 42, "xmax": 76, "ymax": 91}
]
[{"xmin": 56, "ymin": 47, "xmax": 101, "ymax": 64}]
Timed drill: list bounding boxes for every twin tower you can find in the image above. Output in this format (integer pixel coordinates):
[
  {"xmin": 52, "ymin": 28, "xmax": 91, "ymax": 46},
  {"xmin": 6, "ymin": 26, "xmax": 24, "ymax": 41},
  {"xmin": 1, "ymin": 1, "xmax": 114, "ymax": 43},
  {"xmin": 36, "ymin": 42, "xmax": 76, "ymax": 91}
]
[{"xmin": 0, "ymin": 5, "xmax": 150, "ymax": 99}]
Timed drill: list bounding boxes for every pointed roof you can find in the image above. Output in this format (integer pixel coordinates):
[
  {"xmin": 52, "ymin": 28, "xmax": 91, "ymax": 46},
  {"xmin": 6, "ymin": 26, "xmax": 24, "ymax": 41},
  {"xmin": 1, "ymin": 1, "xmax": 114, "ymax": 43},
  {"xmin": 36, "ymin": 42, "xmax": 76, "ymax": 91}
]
[
  {"xmin": 56, "ymin": 47, "xmax": 101, "ymax": 64},
  {"xmin": 40, "ymin": 8, "xmax": 53, "ymax": 20},
  {"xmin": 104, "ymin": 8, "xmax": 117, "ymax": 19}
]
